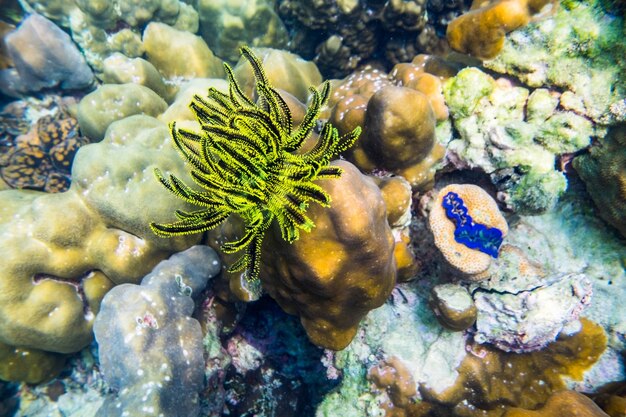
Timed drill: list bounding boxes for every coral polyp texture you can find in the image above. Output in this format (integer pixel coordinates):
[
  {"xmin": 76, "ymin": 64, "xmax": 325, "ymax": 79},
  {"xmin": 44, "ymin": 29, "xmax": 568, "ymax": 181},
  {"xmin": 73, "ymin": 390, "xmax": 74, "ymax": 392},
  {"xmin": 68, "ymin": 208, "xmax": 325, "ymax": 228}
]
[{"xmin": 151, "ymin": 46, "xmax": 360, "ymax": 284}]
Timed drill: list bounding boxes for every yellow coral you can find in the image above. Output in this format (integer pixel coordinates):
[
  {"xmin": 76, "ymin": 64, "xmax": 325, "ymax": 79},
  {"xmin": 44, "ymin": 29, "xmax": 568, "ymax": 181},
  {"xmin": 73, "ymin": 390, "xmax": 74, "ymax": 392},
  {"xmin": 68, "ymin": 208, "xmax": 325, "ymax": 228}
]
[
  {"xmin": 259, "ymin": 160, "xmax": 397, "ymax": 350},
  {"xmin": 446, "ymin": 0, "xmax": 554, "ymax": 60}
]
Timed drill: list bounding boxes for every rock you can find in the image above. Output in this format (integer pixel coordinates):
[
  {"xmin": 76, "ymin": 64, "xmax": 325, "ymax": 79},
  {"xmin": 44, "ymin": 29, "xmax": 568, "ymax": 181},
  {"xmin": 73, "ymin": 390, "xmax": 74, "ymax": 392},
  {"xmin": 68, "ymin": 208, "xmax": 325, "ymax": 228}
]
[
  {"xmin": 430, "ymin": 283, "xmax": 477, "ymax": 331},
  {"xmin": 0, "ymin": 14, "xmax": 93, "ymax": 96}
]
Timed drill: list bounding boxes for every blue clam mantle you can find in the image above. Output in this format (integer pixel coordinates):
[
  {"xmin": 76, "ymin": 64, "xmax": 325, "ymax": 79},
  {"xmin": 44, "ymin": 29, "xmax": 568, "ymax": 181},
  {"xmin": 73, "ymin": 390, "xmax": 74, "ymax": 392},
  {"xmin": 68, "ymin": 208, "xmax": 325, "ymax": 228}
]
[{"xmin": 442, "ymin": 191, "xmax": 504, "ymax": 258}]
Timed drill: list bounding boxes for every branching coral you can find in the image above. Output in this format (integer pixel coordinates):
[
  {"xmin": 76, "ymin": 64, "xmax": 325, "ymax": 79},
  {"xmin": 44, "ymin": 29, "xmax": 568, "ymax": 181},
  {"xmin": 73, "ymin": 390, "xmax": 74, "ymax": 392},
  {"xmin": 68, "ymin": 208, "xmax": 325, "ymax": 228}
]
[{"xmin": 151, "ymin": 46, "xmax": 360, "ymax": 284}]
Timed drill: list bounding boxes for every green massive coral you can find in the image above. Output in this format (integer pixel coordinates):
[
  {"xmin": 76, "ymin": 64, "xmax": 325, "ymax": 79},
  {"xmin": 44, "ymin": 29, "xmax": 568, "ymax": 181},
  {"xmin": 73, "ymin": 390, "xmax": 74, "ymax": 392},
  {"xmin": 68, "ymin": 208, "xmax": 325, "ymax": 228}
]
[{"xmin": 151, "ymin": 46, "xmax": 360, "ymax": 283}]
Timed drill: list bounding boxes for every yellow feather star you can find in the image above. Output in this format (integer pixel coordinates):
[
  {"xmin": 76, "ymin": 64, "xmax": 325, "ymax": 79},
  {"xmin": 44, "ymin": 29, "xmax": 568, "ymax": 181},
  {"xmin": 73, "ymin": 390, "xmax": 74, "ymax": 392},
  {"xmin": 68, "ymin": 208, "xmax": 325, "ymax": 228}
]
[{"xmin": 150, "ymin": 47, "xmax": 361, "ymax": 283}]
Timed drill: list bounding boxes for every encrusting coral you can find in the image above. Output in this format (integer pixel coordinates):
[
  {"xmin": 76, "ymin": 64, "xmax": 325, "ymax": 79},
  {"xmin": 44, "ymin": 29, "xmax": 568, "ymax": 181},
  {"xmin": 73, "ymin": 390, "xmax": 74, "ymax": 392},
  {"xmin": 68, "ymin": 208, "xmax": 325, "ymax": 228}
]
[
  {"xmin": 150, "ymin": 46, "xmax": 360, "ymax": 285},
  {"xmin": 483, "ymin": 0, "xmax": 626, "ymax": 124},
  {"xmin": 443, "ymin": 67, "xmax": 595, "ymax": 214}
]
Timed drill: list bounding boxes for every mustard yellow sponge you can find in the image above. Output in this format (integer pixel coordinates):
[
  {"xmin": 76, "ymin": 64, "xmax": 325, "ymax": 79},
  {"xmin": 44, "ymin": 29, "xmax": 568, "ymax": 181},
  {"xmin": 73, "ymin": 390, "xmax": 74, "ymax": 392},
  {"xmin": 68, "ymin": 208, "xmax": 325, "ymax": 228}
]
[{"xmin": 429, "ymin": 184, "xmax": 508, "ymax": 277}]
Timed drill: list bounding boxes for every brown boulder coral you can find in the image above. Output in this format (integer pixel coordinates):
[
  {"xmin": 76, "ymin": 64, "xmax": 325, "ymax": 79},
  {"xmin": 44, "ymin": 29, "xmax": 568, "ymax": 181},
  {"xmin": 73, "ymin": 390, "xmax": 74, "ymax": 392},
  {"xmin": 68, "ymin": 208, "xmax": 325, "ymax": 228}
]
[
  {"xmin": 328, "ymin": 66, "xmax": 446, "ymax": 191},
  {"xmin": 424, "ymin": 318, "xmax": 608, "ymax": 415},
  {"xmin": 446, "ymin": 0, "xmax": 556, "ymax": 60},
  {"xmin": 504, "ymin": 390, "xmax": 610, "ymax": 417},
  {"xmin": 260, "ymin": 160, "xmax": 397, "ymax": 350}
]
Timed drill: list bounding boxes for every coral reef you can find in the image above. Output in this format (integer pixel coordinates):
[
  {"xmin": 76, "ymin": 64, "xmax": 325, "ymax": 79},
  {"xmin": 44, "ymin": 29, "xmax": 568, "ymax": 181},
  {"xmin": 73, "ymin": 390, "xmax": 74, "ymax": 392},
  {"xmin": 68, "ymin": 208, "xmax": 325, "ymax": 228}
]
[
  {"xmin": 21, "ymin": 0, "xmax": 199, "ymax": 73},
  {"xmin": 259, "ymin": 160, "xmax": 397, "ymax": 350},
  {"xmin": 446, "ymin": 0, "xmax": 555, "ymax": 60},
  {"xmin": 0, "ymin": 113, "xmax": 88, "ymax": 192},
  {"xmin": 425, "ymin": 318, "xmax": 608, "ymax": 415},
  {"xmin": 276, "ymin": 0, "xmax": 459, "ymax": 77},
  {"xmin": 0, "ymin": 115, "xmax": 199, "ymax": 366},
  {"xmin": 94, "ymin": 246, "xmax": 221, "ymax": 417},
  {"xmin": 327, "ymin": 65, "xmax": 447, "ymax": 191},
  {"xmin": 0, "ymin": 13, "xmax": 94, "ymax": 97},
  {"xmin": 483, "ymin": 0, "xmax": 626, "ymax": 124},
  {"xmin": 2, "ymin": 1, "xmax": 626, "ymax": 414},
  {"xmin": 152, "ymin": 47, "xmax": 360, "ymax": 285},
  {"xmin": 196, "ymin": 0, "xmax": 289, "ymax": 63},
  {"xmin": 573, "ymin": 125, "xmax": 626, "ymax": 238},
  {"xmin": 443, "ymin": 67, "xmax": 596, "ymax": 214}
]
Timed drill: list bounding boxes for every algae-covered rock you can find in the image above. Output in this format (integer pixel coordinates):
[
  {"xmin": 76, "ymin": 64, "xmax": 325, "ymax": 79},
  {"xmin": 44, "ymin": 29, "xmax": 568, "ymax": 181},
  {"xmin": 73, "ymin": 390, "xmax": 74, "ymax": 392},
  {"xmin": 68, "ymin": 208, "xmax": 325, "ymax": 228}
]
[
  {"xmin": 444, "ymin": 67, "xmax": 596, "ymax": 214},
  {"xmin": 197, "ymin": 0, "xmax": 288, "ymax": 64},
  {"xmin": 316, "ymin": 283, "xmax": 468, "ymax": 416},
  {"xmin": 429, "ymin": 283, "xmax": 477, "ymax": 331},
  {"xmin": 77, "ymin": 83, "xmax": 168, "ymax": 141},
  {"xmin": 573, "ymin": 125, "xmax": 626, "ymax": 238},
  {"xmin": 483, "ymin": 0, "xmax": 626, "ymax": 124},
  {"xmin": 94, "ymin": 246, "xmax": 221, "ymax": 417},
  {"xmin": 143, "ymin": 22, "xmax": 224, "ymax": 80}
]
